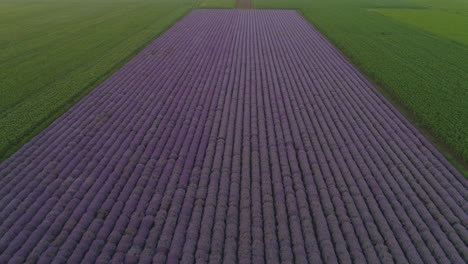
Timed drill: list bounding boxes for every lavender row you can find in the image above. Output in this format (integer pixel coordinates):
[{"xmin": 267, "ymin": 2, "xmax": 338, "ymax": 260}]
[{"xmin": 0, "ymin": 9, "xmax": 466, "ymax": 263}]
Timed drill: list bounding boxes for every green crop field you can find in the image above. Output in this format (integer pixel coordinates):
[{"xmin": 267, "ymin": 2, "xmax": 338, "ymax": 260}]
[
  {"xmin": 0, "ymin": 0, "xmax": 200, "ymax": 161},
  {"xmin": 371, "ymin": 0, "xmax": 468, "ymax": 46},
  {"xmin": 200, "ymin": 0, "xmax": 234, "ymax": 8},
  {"xmin": 253, "ymin": 0, "xmax": 468, "ymax": 167}
]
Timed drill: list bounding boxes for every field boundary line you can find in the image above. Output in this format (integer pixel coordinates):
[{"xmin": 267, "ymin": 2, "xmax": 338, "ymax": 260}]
[{"xmin": 290, "ymin": 8, "xmax": 468, "ymax": 176}]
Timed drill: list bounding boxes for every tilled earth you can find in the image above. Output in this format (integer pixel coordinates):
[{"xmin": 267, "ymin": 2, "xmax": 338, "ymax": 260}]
[
  {"xmin": 0, "ymin": 9, "xmax": 466, "ymax": 264},
  {"xmin": 236, "ymin": 0, "xmax": 253, "ymax": 9}
]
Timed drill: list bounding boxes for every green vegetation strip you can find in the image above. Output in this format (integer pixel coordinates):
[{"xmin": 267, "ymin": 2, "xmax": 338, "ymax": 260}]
[
  {"xmin": 252, "ymin": 0, "xmax": 468, "ymax": 172},
  {"xmin": 200, "ymin": 0, "xmax": 234, "ymax": 8},
  {"xmin": 371, "ymin": 8, "xmax": 468, "ymax": 46}
]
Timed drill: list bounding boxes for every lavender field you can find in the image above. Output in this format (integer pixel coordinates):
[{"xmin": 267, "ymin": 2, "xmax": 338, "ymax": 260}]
[{"xmin": 0, "ymin": 9, "xmax": 467, "ymax": 263}]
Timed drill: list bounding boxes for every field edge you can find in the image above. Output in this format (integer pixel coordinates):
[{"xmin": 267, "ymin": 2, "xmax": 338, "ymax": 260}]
[
  {"xmin": 291, "ymin": 8, "xmax": 467, "ymax": 176},
  {"xmin": 0, "ymin": 7, "xmax": 194, "ymax": 163}
]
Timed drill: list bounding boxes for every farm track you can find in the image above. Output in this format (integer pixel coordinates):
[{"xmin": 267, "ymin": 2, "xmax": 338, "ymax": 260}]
[
  {"xmin": 236, "ymin": 0, "xmax": 253, "ymax": 9},
  {"xmin": 0, "ymin": 9, "xmax": 467, "ymax": 263}
]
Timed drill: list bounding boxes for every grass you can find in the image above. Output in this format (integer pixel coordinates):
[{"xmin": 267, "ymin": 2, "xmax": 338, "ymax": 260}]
[
  {"xmin": 199, "ymin": 0, "xmax": 234, "ymax": 8},
  {"xmin": 253, "ymin": 0, "xmax": 468, "ymax": 172},
  {"xmin": 371, "ymin": 9, "xmax": 468, "ymax": 46},
  {"xmin": 0, "ymin": 0, "xmax": 198, "ymax": 161}
]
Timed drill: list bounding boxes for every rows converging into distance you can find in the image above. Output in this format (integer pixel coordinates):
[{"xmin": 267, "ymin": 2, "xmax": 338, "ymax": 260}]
[{"xmin": 0, "ymin": 9, "xmax": 467, "ymax": 263}]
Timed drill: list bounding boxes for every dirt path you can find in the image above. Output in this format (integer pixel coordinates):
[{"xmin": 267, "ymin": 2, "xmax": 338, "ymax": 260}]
[
  {"xmin": 0, "ymin": 9, "xmax": 466, "ymax": 263},
  {"xmin": 236, "ymin": 0, "xmax": 253, "ymax": 9}
]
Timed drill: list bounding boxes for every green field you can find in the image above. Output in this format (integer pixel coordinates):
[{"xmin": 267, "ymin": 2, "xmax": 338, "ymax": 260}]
[
  {"xmin": 0, "ymin": 0, "xmax": 198, "ymax": 161},
  {"xmin": 253, "ymin": 0, "xmax": 468, "ymax": 165},
  {"xmin": 372, "ymin": 4, "xmax": 468, "ymax": 46},
  {"xmin": 200, "ymin": 0, "xmax": 233, "ymax": 8}
]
